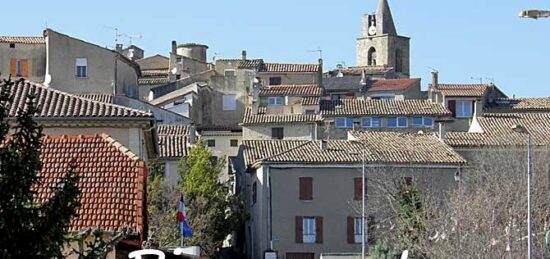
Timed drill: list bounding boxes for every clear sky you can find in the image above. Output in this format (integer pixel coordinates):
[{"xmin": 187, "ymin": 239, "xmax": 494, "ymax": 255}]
[{"xmin": 2, "ymin": 0, "xmax": 549, "ymax": 97}]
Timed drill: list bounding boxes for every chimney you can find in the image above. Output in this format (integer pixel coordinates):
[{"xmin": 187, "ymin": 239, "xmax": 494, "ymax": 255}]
[
  {"xmin": 171, "ymin": 40, "xmax": 177, "ymax": 55},
  {"xmin": 251, "ymin": 101, "xmax": 259, "ymax": 115},
  {"xmin": 242, "ymin": 50, "xmax": 247, "ymax": 61},
  {"xmin": 115, "ymin": 43, "xmax": 123, "ymax": 53},
  {"xmin": 431, "ymin": 70, "xmax": 439, "ymax": 89},
  {"xmin": 438, "ymin": 122, "xmax": 446, "ymax": 142},
  {"xmin": 317, "ymin": 58, "xmax": 324, "ymax": 88},
  {"xmin": 188, "ymin": 123, "xmax": 197, "ymax": 145},
  {"xmin": 320, "ymin": 139, "xmax": 328, "ymax": 151}
]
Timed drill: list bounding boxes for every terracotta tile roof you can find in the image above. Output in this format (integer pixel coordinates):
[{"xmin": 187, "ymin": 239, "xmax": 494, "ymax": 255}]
[
  {"xmin": 491, "ymin": 97, "xmax": 550, "ymax": 112},
  {"xmin": 138, "ymin": 77, "xmax": 169, "ymax": 86},
  {"xmin": 0, "ymin": 36, "xmax": 45, "ymax": 44},
  {"xmin": 157, "ymin": 125, "xmax": 191, "ymax": 159},
  {"xmin": 76, "ymin": 93, "xmax": 114, "ymax": 104},
  {"xmin": 259, "ymin": 85, "xmax": 323, "ymax": 97},
  {"xmin": 349, "ymin": 131, "xmax": 466, "ymax": 164},
  {"xmin": 302, "ymin": 96, "xmax": 320, "ymax": 106},
  {"xmin": 242, "ymin": 107, "xmax": 323, "ymax": 125},
  {"xmin": 36, "ymin": 134, "xmax": 146, "ymax": 236},
  {"xmin": 4, "ymin": 80, "xmax": 153, "ymax": 119},
  {"xmin": 367, "ymin": 78, "xmax": 420, "ymax": 92},
  {"xmin": 432, "ymin": 84, "xmax": 488, "ymax": 97},
  {"xmin": 243, "ymin": 133, "xmax": 464, "ymax": 167},
  {"xmin": 261, "ymin": 63, "xmax": 320, "ymax": 73},
  {"xmin": 238, "ymin": 59, "xmax": 264, "ymax": 69},
  {"xmin": 445, "ymin": 113, "xmax": 550, "ymax": 147},
  {"xmin": 320, "ymin": 99, "xmax": 451, "ymax": 117},
  {"xmin": 157, "ymin": 124, "xmax": 191, "ymax": 136},
  {"xmin": 141, "ymin": 69, "xmax": 169, "ymax": 77}
]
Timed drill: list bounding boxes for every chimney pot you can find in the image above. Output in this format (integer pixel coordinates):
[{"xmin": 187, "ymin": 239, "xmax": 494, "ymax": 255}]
[
  {"xmin": 242, "ymin": 50, "xmax": 247, "ymax": 61},
  {"xmin": 171, "ymin": 41, "xmax": 177, "ymax": 54},
  {"xmin": 431, "ymin": 70, "xmax": 439, "ymax": 89},
  {"xmin": 320, "ymin": 139, "xmax": 328, "ymax": 151}
]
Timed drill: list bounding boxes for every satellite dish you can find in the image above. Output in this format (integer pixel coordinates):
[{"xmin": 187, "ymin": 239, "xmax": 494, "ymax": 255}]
[
  {"xmin": 171, "ymin": 67, "xmax": 179, "ymax": 75},
  {"xmin": 44, "ymin": 74, "xmax": 52, "ymax": 86}
]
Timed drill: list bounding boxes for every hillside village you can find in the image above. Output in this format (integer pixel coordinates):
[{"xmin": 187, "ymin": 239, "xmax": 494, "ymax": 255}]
[{"xmin": 1, "ymin": 0, "xmax": 549, "ymax": 258}]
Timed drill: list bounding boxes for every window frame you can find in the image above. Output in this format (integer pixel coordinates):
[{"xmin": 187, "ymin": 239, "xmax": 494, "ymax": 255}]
[
  {"xmin": 252, "ymin": 182, "xmax": 257, "ymax": 205},
  {"xmin": 75, "ymin": 58, "xmax": 88, "ymax": 78},
  {"xmin": 230, "ymin": 139, "xmax": 239, "ymax": 147},
  {"xmin": 271, "ymin": 127, "xmax": 284, "ymax": 140},
  {"xmin": 267, "ymin": 96, "xmax": 284, "ymax": 106},
  {"xmin": 423, "ymin": 117, "xmax": 434, "ymax": 128},
  {"xmin": 222, "ymin": 94, "xmax": 237, "ymax": 111},
  {"xmin": 206, "ymin": 139, "xmax": 216, "ymax": 147},
  {"xmin": 456, "ymin": 100, "xmax": 473, "ymax": 118},
  {"xmin": 269, "ymin": 76, "xmax": 282, "ymax": 85},
  {"xmin": 354, "ymin": 217, "xmax": 367, "ymax": 244},
  {"xmin": 335, "ymin": 117, "xmax": 354, "ymax": 129},
  {"xmin": 302, "ymin": 217, "xmax": 316, "ymax": 244},
  {"xmin": 224, "ymin": 69, "xmax": 236, "ymax": 77}
]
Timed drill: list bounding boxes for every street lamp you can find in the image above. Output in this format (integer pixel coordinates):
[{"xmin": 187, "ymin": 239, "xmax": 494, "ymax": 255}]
[
  {"xmin": 349, "ymin": 150, "xmax": 367, "ymax": 259},
  {"xmin": 519, "ymin": 9, "xmax": 550, "ymax": 19},
  {"xmin": 511, "ymin": 124, "xmax": 533, "ymax": 259}
]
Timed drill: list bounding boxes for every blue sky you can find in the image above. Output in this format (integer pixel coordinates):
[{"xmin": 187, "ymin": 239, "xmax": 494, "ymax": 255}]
[{"xmin": 2, "ymin": 0, "xmax": 549, "ymax": 97}]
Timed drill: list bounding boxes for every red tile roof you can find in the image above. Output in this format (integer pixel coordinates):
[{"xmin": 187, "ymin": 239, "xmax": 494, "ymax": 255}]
[
  {"xmin": 0, "ymin": 36, "xmax": 45, "ymax": 44},
  {"xmin": 262, "ymin": 63, "xmax": 320, "ymax": 73},
  {"xmin": 432, "ymin": 84, "xmax": 488, "ymax": 97},
  {"xmin": 3, "ymin": 80, "xmax": 153, "ymax": 119},
  {"xmin": 259, "ymin": 85, "xmax": 323, "ymax": 97},
  {"xmin": 36, "ymin": 134, "xmax": 147, "ymax": 237},
  {"xmin": 368, "ymin": 78, "xmax": 420, "ymax": 92}
]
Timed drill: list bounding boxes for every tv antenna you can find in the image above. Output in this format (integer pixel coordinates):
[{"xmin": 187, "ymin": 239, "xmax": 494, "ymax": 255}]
[
  {"xmin": 308, "ymin": 47, "xmax": 323, "ymax": 59},
  {"xmin": 104, "ymin": 26, "xmax": 143, "ymax": 47},
  {"xmin": 470, "ymin": 77, "xmax": 483, "ymax": 84}
]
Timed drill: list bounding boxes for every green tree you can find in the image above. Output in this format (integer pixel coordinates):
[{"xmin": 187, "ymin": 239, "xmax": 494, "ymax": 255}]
[
  {"xmin": 145, "ymin": 161, "xmax": 180, "ymax": 248},
  {"xmin": 179, "ymin": 141, "xmax": 244, "ymax": 257},
  {"xmin": 0, "ymin": 77, "xmax": 81, "ymax": 258},
  {"xmin": 394, "ymin": 184, "xmax": 427, "ymax": 258}
]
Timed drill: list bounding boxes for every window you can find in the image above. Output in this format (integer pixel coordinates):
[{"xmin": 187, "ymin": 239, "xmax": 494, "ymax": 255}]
[
  {"xmin": 304, "ymin": 109, "xmax": 316, "ymax": 115},
  {"xmin": 354, "ymin": 218, "xmax": 367, "ymax": 243},
  {"xmin": 413, "ymin": 117, "xmax": 434, "ymax": 128},
  {"xmin": 10, "ymin": 59, "xmax": 28, "ymax": 77},
  {"xmin": 335, "ymin": 117, "xmax": 354, "ymax": 128},
  {"xmin": 271, "ymin": 127, "xmax": 284, "ymax": 139},
  {"xmin": 368, "ymin": 47, "xmax": 377, "ymax": 66},
  {"xmin": 230, "ymin": 139, "xmax": 239, "ymax": 147},
  {"xmin": 268, "ymin": 97, "xmax": 284, "ymax": 106},
  {"xmin": 354, "ymin": 178, "xmax": 365, "ymax": 200},
  {"xmin": 456, "ymin": 100, "xmax": 473, "ymax": 118},
  {"xmin": 224, "ymin": 69, "xmax": 236, "ymax": 76},
  {"xmin": 209, "ymin": 156, "xmax": 218, "ymax": 166},
  {"xmin": 222, "ymin": 95, "xmax": 237, "ymax": 111},
  {"xmin": 303, "ymin": 217, "xmax": 316, "ymax": 243},
  {"xmin": 206, "ymin": 139, "xmax": 216, "ymax": 147},
  {"xmin": 403, "ymin": 176, "xmax": 413, "ymax": 186},
  {"xmin": 75, "ymin": 58, "xmax": 88, "ymax": 78},
  {"xmin": 299, "ymin": 177, "xmax": 313, "ymax": 200},
  {"xmin": 361, "ymin": 117, "xmax": 381, "ymax": 128},
  {"xmin": 269, "ymin": 77, "xmax": 282, "ymax": 85},
  {"xmin": 296, "ymin": 216, "xmax": 322, "ymax": 244},
  {"xmin": 387, "ymin": 117, "xmax": 407, "ymax": 128},
  {"xmin": 9, "ymin": 43, "xmax": 15, "ymax": 48},
  {"xmin": 252, "ymin": 182, "xmax": 257, "ymax": 205},
  {"xmin": 423, "ymin": 117, "xmax": 434, "ymax": 127},
  {"xmin": 412, "ymin": 117, "xmax": 423, "ymax": 127}
]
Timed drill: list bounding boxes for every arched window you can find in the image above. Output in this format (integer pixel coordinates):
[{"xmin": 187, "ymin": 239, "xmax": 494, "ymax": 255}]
[
  {"xmin": 368, "ymin": 47, "xmax": 377, "ymax": 66},
  {"xmin": 395, "ymin": 49, "xmax": 403, "ymax": 73}
]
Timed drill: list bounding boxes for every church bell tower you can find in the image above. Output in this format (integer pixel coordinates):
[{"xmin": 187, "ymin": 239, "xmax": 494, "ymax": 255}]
[{"xmin": 356, "ymin": 0, "xmax": 410, "ymax": 78}]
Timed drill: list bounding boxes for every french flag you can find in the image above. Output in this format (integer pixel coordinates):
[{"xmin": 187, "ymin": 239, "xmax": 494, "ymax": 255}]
[{"xmin": 177, "ymin": 195, "xmax": 193, "ymax": 237}]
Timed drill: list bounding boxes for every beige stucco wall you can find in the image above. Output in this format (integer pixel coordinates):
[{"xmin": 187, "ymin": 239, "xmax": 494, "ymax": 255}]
[
  {"xmin": 247, "ymin": 165, "xmax": 458, "ymax": 259},
  {"xmin": 0, "ymin": 42, "xmax": 46, "ymax": 82},
  {"xmin": 259, "ymin": 72, "xmax": 318, "ymax": 86},
  {"xmin": 45, "ymin": 29, "xmax": 138, "ymax": 95},
  {"xmin": 243, "ymin": 123, "xmax": 317, "ymax": 140}
]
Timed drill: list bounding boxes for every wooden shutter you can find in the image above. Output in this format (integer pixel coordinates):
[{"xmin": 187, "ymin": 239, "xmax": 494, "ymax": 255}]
[
  {"xmin": 299, "ymin": 177, "xmax": 313, "ymax": 200},
  {"xmin": 448, "ymin": 100, "xmax": 456, "ymax": 117},
  {"xmin": 10, "ymin": 59, "xmax": 16, "ymax": 76},
  {"xmin": 347, "ymin": 216, "xmax": 355, "ymax": 244},
  {"xmin": 21, "ymin": 59, "xmax": 29, "ymax": 77},
  {"xmin": 354, "ymin": 178, "xmax": 362, "ymax": 200},
  {"xmin": 315, "ymin": 216, "xmax": 323, "ymax": 244},
  {"xmin": 295, "ymin": 216, "xmax": 303, "ymax": 243}
]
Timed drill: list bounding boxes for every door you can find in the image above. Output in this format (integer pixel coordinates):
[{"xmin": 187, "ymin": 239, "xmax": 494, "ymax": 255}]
[{"xmin": 286, "ymin": 252, "xmax": 314, "ymax": 259}]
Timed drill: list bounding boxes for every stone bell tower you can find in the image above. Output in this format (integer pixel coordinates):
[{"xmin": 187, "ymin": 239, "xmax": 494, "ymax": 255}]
[{"xmin": 356, "ymin": 0, "xmax": 410, "ymax": 78}]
